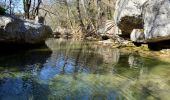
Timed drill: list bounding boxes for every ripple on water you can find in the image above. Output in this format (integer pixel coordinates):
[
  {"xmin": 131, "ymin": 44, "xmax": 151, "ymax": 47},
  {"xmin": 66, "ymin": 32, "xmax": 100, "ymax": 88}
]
[{"xmin": 0, "ymin": 40, "xmax": 170, "ymax": 100}]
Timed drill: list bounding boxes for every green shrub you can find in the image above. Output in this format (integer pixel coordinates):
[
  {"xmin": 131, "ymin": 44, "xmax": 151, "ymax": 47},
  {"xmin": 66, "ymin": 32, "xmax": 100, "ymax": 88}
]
[{"xmin": 0, "ymin": 6, "xmax": 6, "ymax": 15}]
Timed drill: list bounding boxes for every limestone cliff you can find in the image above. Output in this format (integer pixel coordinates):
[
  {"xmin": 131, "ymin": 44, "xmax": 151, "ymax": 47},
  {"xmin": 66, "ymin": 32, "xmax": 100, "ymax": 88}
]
[{"xmin": 114, "ymin": 0, "xmax": 170, "ymax": 43}]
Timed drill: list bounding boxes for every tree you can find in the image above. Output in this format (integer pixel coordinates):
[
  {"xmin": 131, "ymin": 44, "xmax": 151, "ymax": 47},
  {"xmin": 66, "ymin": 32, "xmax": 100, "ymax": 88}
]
[
  {"xmin": 32, "ymin": 0, "xmax": 42, "ymax": 18},
  {"xmin": 38, "ymin": 0, "xmax": 117, "ymax": 39},
  {"xmin": 23, "ymin": 0, "xmax": 42, "ymax": 19},
  {"xmin": 76, "ymin": 0, "xmax": 86, "ymax": 35},
  {"xmin": 0, "ymin": 6, "xmax": 6, "ymax": 15},
  {"xmin": 23, "ymin": 0, "xmax": 31, "ymax": 19},
  {"xmin": 9, "ymin": 0, "xmax": 12, "ymax": 14}
]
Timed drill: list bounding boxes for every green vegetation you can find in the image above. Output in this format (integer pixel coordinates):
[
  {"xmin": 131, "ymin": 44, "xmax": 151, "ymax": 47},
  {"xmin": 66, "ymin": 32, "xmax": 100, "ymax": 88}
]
[{"xmin": 0, "ymin": 6, "xmax": 5, "ymax": 15}]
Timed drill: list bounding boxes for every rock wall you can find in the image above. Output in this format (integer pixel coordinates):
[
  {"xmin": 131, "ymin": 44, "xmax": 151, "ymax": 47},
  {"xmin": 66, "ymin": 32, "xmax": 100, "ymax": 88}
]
[{"xmin": 114, "ymin": 0, "xmax": 170, "ymax": 43}]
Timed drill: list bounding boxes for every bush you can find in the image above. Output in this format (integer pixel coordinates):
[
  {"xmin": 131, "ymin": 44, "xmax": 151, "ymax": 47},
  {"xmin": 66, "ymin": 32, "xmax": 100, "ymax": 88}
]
[{"xmin": 0, "ymin": 6, "xmax": 6, "ymax": 15}]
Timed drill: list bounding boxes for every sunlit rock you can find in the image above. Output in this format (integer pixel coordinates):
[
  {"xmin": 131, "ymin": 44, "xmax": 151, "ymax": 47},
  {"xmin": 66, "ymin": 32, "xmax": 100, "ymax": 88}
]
[
  {"xmin": 0, "ymin": 14, "xmax": 52, "ymax": 44},
  {"xmin": 114, "ymin": 0, "xmax": 146, "ymax": 35},
  {"xmin": 143, "ymin": 0, "xmax": 170, "ymax": 42},
  {"xmin": 114, "ymin": 0, "xmax": 170, "ymax": 43},
  {"xmin": 130, "ymin": 29, "xmax": 145, "ymax": 42}
]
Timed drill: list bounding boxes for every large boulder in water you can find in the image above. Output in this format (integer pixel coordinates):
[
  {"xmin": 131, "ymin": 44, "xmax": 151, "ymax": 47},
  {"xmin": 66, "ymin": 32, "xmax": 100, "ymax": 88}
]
[
  {"xmin": 114, "ymin": 0, "xmax": 170, "ymax": 43},
  {"xmin": 0, "ymin": 15, "xmax": 52, "ymax": 44}
]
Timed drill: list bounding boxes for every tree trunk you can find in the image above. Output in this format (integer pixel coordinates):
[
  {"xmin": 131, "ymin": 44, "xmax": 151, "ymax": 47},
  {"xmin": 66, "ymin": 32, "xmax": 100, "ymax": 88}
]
[
  {"xmin": 35, "ymin": 0, "xmax": 42, "ymax": 16},
  {"xmin": 63, "ymin": 0, "xmax": 73, "ymax": 28},
  {"xmin": 23, "ymin": 0, "xmax": 31, "ymax": 19},
  {"xmin": 76, "ymin": 0, "xmax": 86, "ymax": 36},
  {"xmin": 9, "ymin": 0, "xmax": 12, "ymax": 15}
]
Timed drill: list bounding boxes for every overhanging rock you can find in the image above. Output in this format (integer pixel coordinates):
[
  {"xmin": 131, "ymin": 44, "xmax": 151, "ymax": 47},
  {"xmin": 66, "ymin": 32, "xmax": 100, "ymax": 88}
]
[{"xmin": 114, "ymin": 0, "xmax": 170, "ymax": 43}]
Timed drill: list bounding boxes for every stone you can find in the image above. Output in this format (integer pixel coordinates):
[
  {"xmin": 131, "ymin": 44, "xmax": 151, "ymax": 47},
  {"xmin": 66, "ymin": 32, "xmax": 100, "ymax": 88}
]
[
  {"xmin": 130, "ymin": 29, "xmax": 145, "ymax": 42},
  {"xmin": 114, "ymin": 0, "xmax": 170, "ymax": 43},
  {"xmin": 98, "ymin": 20, "xmax": 120, "ymax": 40},
  {"xmin": 143, "ymin": 0, "xmax": 170, "ymax": 42},
  {"xmin": 114, "ymin": 0, "xmax": 146, "ymax": 35},
  {"xmin": 0, "ymin": 14, "xmax": 52, "ymax": 44},
  {"xmin": 34, "ymin": 16, "xmax": 45, "ymax": 24}
]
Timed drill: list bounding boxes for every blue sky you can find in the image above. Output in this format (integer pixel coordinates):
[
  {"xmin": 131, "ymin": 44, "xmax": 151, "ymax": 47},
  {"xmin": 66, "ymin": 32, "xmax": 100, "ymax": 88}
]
[
  {"xmin": 0, "ymin": 0, "xmax": 61, "ymax": 13},
  {"xmin": 0, "ymin": 0, "xmax": 24, "ymax": 13}
]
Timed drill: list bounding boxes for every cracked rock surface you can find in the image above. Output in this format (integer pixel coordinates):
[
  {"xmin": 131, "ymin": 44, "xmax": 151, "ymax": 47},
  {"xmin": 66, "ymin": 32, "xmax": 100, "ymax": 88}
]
[
  {"xmin": 0, "ymin": 15, "xmax": 52, "ymax": 44},
  {"xmin": 114, "ymin": 0, "xmax": 170, "ymax": 43}
]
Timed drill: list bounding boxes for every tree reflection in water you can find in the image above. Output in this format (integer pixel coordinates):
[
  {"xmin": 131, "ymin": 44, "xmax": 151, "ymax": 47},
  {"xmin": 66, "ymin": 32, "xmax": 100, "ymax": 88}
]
[{"xmin": 0, "ymin": 39, "xmax": 170, "ymax": 100}]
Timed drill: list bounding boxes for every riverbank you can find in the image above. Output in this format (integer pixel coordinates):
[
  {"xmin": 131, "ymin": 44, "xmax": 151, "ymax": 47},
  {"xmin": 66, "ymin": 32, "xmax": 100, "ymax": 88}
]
[
  {"xmin": 96, "ymin": 39, "xmax": 170, "ymax": 62},
  {"xmin": 47, "ymin": 38, "xmax": 170, "ymax": 61}
]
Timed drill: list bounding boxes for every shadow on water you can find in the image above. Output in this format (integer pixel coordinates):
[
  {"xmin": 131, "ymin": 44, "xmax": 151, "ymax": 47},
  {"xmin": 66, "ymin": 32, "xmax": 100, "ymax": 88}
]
[
  {"xmin": 0, "ymin": 42, "xmax": 52, "ymax": 100},
  {"xmin": 0, "ymin": 42, "xmax": 52, "ymax": 56},
  {"xmin": 0, "ymin": 50, "xmax": 51, "ymax": 67},
  {"xmin": 0, "ymin": 42, "xmax": 52, "ymax": 68},
  {"xmin": 0, "ymin": 39, "xmax": 170, "ymax": 100}
]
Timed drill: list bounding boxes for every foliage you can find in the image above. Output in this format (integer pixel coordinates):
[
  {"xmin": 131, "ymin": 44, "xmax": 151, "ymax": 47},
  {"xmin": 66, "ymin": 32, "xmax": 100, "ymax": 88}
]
[
  {"xmin": 0, "ymin": 6, "xmax": 6, "ymax": 15},
  {"xmin": 40, "ymin": 0, "xmax": 117, "ymax": 40},
  {"xmin": 0, "ymin": 0, "xmax": 117, "ymax": 40}
]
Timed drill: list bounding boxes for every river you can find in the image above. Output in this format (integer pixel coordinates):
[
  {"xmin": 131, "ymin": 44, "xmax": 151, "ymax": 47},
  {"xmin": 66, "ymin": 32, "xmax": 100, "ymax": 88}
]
[{"xmin": 0, "ymin": 39, "xmax": 170, "ymax": 100}]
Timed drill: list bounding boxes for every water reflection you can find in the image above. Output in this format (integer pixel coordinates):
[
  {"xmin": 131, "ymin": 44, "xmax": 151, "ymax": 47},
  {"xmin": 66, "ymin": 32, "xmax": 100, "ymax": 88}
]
[
  {"xmin": 0, "ymin": 39, "xmax": 170, "ymax": 100},
  {"xmin": 0, "ymin": 78, "xmax": 49, "ymax": 100}
]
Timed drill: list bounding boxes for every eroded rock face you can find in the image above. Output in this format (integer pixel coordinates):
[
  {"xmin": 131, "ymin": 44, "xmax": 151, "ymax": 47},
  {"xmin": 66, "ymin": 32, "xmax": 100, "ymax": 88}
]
[
  {"xmin": 143, "ymin": 0, "xmax": 170, "ymax": 42},
  {"xmin": 0, "ymin": 15, "xmax": 52, "ymax": 44},
  {"xmin": 114, "ymin": 0, "xmax": 146, "ymax": 35},
  {"xmin": 114, "ymin": 0, "xmax": 170, "ymax": 43}
]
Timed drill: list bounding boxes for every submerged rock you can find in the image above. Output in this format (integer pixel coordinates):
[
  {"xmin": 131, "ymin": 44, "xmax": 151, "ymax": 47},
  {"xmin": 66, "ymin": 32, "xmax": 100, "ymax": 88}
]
[
  {"xmin": 0, "ymin": 15, "xmax": 52, "ymax": 44},
  {"xmin": 114, "ymin": 0, "xmax": 170, "ymax": 43}
]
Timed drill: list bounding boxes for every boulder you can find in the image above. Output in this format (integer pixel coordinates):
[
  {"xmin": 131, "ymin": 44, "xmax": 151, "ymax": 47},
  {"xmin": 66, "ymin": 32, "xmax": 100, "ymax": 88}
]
[
  {"xmin": 114, "ymin": 0, "xmax": 170, "ymax": 43},
  {"xmin": 97, "ymin": 20, "xmax": 119, "ymax": 40},
  {"xmin": 143, "ymin": 0, "xmax": 170, "ymax": 42},
  {"xmin": 130, "ymin": 29, "xmax": 145, "ymax": 42},
  {"xmin": 0, "ymin": 15, "xmax": 52, "ymax": 44}
]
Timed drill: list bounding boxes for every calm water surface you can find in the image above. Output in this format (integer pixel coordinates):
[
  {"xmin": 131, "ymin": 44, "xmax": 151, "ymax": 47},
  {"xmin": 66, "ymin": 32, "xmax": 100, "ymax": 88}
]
[{"xmin": 0, "ymin": 39, "xmax": 170, "ymax": 100}]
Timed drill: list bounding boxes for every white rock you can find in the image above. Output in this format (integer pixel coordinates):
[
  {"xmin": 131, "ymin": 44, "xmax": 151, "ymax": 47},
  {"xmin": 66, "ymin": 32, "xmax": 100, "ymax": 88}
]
[
  {"xmin": 114, "ymin": 0, "xmax": 170, "ymax": 43},
  {"xmin": 0, "ymin": 15, "xmax": 52, "ymax": 44}
]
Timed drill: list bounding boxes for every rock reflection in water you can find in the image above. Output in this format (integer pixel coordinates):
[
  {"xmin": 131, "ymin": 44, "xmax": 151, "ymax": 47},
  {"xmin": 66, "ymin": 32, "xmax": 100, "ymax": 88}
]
[
  {"xmin": 0, "ymin": 39, "xmax": 170, "ymax": 100},
  {"xmin": 45, "ymin": 39, "xmax": 121, "ymax": 75}
]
